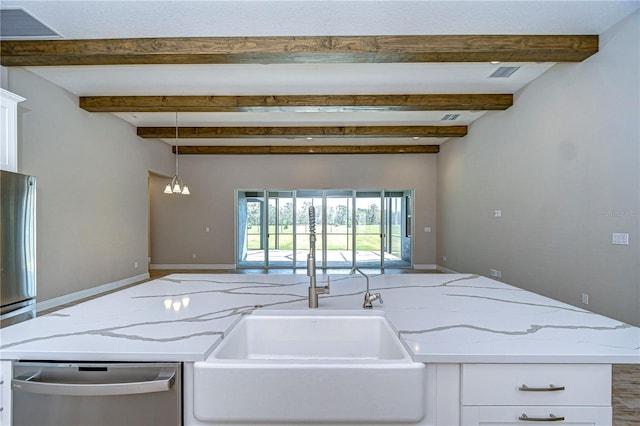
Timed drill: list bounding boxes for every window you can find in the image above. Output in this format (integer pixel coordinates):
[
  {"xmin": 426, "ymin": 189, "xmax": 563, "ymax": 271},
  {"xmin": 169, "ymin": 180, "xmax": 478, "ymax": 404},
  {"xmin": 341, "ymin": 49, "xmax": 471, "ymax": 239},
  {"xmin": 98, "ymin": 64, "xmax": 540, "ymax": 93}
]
[{"xmin": 237, "ymin": 189, "xmax": 413, "ymax": 269}]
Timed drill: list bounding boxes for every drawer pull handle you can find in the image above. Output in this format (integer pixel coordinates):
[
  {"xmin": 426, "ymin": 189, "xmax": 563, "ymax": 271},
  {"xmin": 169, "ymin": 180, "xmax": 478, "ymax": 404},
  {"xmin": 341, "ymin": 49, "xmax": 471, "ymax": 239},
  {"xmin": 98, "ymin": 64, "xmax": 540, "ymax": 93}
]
[
  {"xmin": 519, "ymin": 413, "xmax": 565, "ymax": 422},
  {"xmin": 519, "ymin": 384, "xmax": 565, "ymax": 392}
]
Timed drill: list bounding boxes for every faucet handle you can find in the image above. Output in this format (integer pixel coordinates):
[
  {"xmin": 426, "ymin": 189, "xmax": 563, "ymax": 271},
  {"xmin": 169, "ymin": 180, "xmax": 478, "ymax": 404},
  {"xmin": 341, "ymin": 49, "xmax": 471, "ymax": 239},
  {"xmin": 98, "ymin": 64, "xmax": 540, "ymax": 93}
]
[
  {"xmin": 319, "ymin": 276, "xmax": 330, "ymax": 294},
  {"xmin": 363, "ymin": 292, "xmax": 383, "ymax": 309}
]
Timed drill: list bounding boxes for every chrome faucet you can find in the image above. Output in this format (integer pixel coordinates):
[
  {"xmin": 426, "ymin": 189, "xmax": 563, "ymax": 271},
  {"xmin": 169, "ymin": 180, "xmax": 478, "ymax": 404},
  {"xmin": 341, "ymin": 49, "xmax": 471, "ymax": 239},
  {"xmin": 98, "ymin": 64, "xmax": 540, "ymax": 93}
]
[
  {"xmin": 350, "ymin": 267, "xmax": 383, "ymax": 309},
  {"xmin": 307, "ymin": 206, "xmax": 329, "ymax": 308}
]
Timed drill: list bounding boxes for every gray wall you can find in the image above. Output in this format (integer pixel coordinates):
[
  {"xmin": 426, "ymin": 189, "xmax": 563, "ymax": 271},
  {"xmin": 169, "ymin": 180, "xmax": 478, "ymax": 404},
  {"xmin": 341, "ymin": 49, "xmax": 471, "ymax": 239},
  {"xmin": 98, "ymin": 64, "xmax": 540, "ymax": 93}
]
[
  {"xmin": 150, "ymin": 154, "xmax": 437, "ymax": 267},
  {"xmin": 437, "ymin": 12, "xmax": 640, "ymax": 326},
  {"xmin": 4, "ymin": 13, "xmax": 637, "ymax": 327},
  {"xmin": 6, "ymin": 68, "xmax": 174, "ymax": 302}
]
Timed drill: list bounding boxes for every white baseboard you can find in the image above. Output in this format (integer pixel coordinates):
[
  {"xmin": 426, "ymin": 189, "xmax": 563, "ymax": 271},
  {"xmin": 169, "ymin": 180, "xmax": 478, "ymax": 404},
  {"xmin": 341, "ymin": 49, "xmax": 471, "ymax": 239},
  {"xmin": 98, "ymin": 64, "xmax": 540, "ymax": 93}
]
[
  {"xmin": 36, "ymin": 273, "xmax": 149, "ymax": 312},
  {"xmin": 413, "ymin": 264, "xmax": 438, "ymax": 270},
  {"xmin": 436, "ymin": 264, "xmax": 459, "ymax": 273},
  {"xmin": 150, "ymin": 264, "xmax": 236, "ymax": 270}
]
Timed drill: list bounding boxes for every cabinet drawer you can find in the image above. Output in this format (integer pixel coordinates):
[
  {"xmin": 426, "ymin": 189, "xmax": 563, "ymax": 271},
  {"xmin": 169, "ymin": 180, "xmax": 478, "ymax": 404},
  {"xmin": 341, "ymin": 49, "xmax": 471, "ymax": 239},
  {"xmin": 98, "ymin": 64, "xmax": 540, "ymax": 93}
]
[
  {"xmin": 461, "ymin": 405, "xmax": 612, "ymax": 425},
  {"xmin": 462, "ymin": 364, "xmax": 611, "ymax": 406}
]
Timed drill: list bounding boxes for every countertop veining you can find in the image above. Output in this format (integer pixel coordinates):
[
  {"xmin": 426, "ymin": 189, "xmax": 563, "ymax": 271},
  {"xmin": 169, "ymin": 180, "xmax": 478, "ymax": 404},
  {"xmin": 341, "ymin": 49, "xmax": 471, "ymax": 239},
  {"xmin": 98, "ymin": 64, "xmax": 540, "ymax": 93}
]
[{"xmin": 1, "ymin": 273, "xmax": 638, "ymax": 363}]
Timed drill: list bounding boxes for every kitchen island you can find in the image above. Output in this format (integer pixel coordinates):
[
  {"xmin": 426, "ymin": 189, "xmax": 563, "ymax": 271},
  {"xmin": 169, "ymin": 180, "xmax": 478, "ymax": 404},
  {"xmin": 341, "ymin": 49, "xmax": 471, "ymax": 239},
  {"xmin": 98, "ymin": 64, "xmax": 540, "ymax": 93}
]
[{"xmin": 1, "ymin": 273, "xmax": 638, "ymax": 425}]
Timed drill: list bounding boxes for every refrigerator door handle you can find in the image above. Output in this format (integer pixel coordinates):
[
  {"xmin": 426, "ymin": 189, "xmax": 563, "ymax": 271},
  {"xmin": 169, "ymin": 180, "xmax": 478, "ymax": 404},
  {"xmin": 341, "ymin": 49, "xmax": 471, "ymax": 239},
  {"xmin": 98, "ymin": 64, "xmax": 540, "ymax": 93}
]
[{"xmin": 12, "ymin": 369, "xmax": 176, "ymax": 396}]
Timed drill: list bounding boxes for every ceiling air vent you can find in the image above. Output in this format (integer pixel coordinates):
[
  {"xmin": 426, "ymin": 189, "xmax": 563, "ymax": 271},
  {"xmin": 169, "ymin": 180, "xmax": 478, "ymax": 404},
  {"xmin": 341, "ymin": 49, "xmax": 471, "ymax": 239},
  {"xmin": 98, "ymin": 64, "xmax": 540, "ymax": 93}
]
[
  {"xmin": 0, "ymin": 8, "xmax": 61, "ymax": 39},
  {"xmin": 489, "ymin": 66, "xmax": 520, "ymax": 78},
  {"xmin": 441, "ymin": 114, "xmax": 460, "ymax": 121}
]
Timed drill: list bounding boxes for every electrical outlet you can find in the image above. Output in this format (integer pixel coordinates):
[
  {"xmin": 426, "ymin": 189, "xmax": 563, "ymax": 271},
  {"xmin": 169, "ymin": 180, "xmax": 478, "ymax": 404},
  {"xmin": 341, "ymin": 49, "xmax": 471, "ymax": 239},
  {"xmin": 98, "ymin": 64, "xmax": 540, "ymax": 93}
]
[
  {"xmin": 581, "ymin": 293, "xmax": 589, "ymax": 305},
  {"xmin": 134, "ymin": 261, "xmax": 139, "ymax": 269},
  {"xmin": 192, "ymin": 253, "xmax": 197, "ymax": 259},
  {"xmin": 612, "ymin": 233, "xmax": 629, "ymax": 245},
  {"xmin": 494, "ymin": 209, "xmax": 502, "ymax": 218},
  {"xmin": 442, "ymin": 256, "xmax": 447, "ymax": 262},
  {"xmin": 490, "ymin": 269, "xmax": 502, "ymax": 278}
]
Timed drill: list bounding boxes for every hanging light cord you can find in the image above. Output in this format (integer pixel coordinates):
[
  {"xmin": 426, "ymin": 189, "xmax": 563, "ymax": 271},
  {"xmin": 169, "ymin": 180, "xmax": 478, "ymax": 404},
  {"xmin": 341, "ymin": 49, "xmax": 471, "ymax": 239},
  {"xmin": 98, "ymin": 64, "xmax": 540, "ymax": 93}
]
[
  {"xmin": 163, "ymin": 111, "xmax": 190, "ymax": 194},
  {"xmin": 175, "ymin": 111, "xmax": 179, "ymax": 176}
]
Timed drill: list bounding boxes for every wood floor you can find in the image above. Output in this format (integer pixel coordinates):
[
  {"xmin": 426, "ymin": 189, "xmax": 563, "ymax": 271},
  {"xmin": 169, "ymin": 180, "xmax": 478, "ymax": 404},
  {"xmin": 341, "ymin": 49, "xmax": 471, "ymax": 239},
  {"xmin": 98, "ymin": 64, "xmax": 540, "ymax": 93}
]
[
  {"xmin": 43, "ymin": 269, "xmax": 640, "ymax": 425},
  {"xmin": 613, "ymin": 364, "xmax": 640, "ymax": 425}
]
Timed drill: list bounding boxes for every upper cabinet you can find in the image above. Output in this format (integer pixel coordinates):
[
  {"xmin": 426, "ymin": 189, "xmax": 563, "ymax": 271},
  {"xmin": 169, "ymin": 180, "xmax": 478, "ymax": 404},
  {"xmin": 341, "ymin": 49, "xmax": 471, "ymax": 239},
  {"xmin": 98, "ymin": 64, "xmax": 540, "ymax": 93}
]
[{"xmin": 0, "ymin": 88, "xmax": 25, "ymax": 172}]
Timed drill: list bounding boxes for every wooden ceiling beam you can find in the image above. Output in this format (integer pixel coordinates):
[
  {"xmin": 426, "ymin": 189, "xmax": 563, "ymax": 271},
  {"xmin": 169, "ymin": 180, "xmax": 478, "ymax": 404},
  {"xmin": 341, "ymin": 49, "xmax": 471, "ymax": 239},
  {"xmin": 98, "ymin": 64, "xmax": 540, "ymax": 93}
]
[
  {"xmin": 174, "ymin": 145, "xmax": 439, "ymax": 155},
  {"xmin": 137, "ymin": 125, "xmax": 467, "ymax": 138},
  {"xmin": 0, "ymin": 35, "xmax": 598, "ymax": 66},
  {"xmin": 80, "ymin": 94, "xmax": 513, "ymax": 112}
]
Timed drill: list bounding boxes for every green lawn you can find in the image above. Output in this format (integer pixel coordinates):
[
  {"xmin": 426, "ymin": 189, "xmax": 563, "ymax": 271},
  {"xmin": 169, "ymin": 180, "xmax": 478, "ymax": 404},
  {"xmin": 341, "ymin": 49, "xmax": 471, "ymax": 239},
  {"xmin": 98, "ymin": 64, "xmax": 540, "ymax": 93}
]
[{"xmin": 246, "ymin": 224, "xmax": 401, "ymax": 252}]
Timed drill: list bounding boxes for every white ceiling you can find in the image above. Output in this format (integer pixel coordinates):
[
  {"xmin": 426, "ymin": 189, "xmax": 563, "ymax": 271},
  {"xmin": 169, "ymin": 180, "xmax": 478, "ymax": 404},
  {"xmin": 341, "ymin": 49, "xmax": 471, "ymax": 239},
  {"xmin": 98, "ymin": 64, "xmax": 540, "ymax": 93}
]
[
  {"xmin": 2, "ymin": 1, "xmax": 638, "ymax": 38},
  {"xmin": 2, "ymin": 1, "xmax": 639, "ymax": 147}
]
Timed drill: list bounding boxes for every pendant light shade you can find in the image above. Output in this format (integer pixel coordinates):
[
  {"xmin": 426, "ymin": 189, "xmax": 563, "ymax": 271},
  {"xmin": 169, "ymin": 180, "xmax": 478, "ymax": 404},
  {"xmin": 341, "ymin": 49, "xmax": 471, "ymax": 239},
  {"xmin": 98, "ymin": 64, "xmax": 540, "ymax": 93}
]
[{"xmin": 164, "ymin": 112, "xmax": 190, "ymax": 195}]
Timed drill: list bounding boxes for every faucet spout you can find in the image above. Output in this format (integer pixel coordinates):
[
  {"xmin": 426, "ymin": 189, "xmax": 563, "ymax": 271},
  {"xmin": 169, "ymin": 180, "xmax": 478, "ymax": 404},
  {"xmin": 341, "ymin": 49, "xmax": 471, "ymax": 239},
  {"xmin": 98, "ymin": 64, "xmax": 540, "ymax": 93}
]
[
  {"xmin": 350, "ymin": 267, "xmax": 383, "ymax": 309},
  {"xmin": 350, "ymin": 267, "xmax": 369, "ymax": 291}
]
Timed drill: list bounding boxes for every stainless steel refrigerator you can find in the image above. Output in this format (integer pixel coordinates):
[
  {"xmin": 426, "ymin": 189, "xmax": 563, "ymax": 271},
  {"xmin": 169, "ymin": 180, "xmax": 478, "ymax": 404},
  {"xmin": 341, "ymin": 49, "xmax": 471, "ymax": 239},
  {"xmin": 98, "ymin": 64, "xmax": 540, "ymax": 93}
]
[{"xmin": 1, "ymin": 170, "xmax": 36, "ymax": 326}]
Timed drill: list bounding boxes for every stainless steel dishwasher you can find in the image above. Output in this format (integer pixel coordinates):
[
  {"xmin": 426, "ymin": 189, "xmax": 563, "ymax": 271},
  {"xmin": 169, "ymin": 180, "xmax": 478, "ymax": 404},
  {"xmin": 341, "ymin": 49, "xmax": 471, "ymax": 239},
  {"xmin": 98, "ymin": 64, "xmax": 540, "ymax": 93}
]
[{"xmin": 12, "ymin": 361, "xmax": 181, "ymax": 426}]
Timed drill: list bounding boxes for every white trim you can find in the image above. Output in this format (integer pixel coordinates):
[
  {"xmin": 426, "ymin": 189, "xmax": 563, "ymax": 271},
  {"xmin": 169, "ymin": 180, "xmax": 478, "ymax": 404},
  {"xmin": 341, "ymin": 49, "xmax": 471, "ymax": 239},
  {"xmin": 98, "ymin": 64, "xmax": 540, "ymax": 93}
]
[
  {"xmin": 413, "ymin": 264, "xmax": 438, "ymax": 270},
  {"xmin": 0, "ymin": 88, "xmax": 26, "ymax": 103},
  {"xmin": 436, "ymin": 264, "xmax": 459, "ymax": 273},
  {"xmin": 150, "ymin": 264, "xmax": 236, "ymax": 270},
  {"xmin": 0, "ymin": 88, "xmax": 26, "ymax": 172},
  {"xmin": 36, "ymin": 273, "xmax": 149, "ymax": 312}
]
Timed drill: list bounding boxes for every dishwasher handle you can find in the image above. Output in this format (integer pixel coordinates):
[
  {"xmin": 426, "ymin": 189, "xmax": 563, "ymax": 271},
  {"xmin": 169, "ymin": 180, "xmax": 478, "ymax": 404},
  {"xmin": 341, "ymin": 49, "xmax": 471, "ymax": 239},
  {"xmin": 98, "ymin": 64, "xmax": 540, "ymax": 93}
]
[{"xmin": 12, "ymin": 368, "xmax": 176, "ymax": 397}]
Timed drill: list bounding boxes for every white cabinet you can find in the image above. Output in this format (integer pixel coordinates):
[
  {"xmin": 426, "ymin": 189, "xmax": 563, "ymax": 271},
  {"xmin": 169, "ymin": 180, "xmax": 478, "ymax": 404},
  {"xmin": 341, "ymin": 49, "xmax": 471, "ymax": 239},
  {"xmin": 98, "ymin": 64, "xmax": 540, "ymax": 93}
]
[
  {"xmin": 461, "ymin": 364, "xmax": 612, "ymax": 426},
  {"xmin": 0, "ymin": 88, "xmax": 25, "ymax": 172},
  {"xmin": 0, "ymin": 361, "xmax": 11, "ymax": 426},
  {"xmin": 185, "ymin": 362, "xmax": 613, "ymax": 426},
  {"xmin": 462, "ymin": 406, "xmax": 612, "ymax": 425}
]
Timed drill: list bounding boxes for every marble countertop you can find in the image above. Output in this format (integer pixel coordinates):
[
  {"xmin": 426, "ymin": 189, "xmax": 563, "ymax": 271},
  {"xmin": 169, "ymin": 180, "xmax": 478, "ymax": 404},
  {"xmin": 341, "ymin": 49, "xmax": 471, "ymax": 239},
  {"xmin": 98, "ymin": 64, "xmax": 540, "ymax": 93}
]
[{"xmin": 1, "ymin": 273, "xmax": 638, "ymax": 363}]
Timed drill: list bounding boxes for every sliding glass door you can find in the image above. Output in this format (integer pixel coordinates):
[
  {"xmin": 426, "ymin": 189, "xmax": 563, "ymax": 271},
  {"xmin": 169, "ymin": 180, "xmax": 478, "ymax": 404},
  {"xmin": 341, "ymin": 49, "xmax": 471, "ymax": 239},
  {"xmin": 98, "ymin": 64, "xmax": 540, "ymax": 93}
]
[
  {"xmin": 325, "ymin": 190, "xmax": 353, "ymax": 268},
  {"xmin": 267, "ymin": 191, "xmax": 294, "ymax": 268},
  {"xmin": 355, "ymin": 191, "xmax": 383, "ymax": 268},
  {"xmin": 237, "ymin": 189, "xmax": 413, "ymax": 269},
  {"xmin": 384, "ymin": 192, "xmax": 411, "ymax": 267},
  {"xmin": 237, "ymin": 191, "xmax": 266, "ymax": 267}
]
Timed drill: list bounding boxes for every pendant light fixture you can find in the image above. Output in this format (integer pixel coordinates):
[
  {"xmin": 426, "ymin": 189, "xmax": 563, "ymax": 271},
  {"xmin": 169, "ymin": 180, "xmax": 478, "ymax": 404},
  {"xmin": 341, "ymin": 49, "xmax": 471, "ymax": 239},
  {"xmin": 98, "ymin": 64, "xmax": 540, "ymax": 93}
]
[{"xmin": 163, "ymin": 112, "xmax": 190, "ymax": 195}]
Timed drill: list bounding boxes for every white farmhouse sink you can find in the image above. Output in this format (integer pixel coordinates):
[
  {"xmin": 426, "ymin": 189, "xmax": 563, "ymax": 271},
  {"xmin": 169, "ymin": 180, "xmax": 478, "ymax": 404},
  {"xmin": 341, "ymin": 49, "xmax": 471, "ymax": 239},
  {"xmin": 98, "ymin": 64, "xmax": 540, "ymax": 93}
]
[
  {"xmin": 193, "ymin": 310, "xmax": 425, "ymax": 425},
  {"xmin": 213, "ymin": 310, "xmax": 410, "ymax": 361}
]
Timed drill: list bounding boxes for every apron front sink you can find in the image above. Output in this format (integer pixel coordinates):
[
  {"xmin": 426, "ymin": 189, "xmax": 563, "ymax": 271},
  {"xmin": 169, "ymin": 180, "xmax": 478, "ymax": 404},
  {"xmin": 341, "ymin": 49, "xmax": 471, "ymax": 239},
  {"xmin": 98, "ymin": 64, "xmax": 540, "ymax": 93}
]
[{"xmin": 193, "ymin": 310, "xmax": 425, "ymax": 424}]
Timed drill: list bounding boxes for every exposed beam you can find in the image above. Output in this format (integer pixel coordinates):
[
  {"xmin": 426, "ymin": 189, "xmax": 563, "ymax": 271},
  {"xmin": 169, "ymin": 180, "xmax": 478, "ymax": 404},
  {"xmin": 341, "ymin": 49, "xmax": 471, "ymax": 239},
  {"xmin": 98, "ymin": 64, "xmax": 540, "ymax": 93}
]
[
  {"xmin": 1, "ymin": 35, "xmax": 598, "ymax": 66},
  {"xmin": 80, "ymin": 94, "xmax": 513, "ymax": 112},
  {"xmin": 174, "ymin": 145, "xmax": 439, "ymax": 155},
  {"xmin": 137, "ymin": 125, "xmax": 467, "ymax": 138}
]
